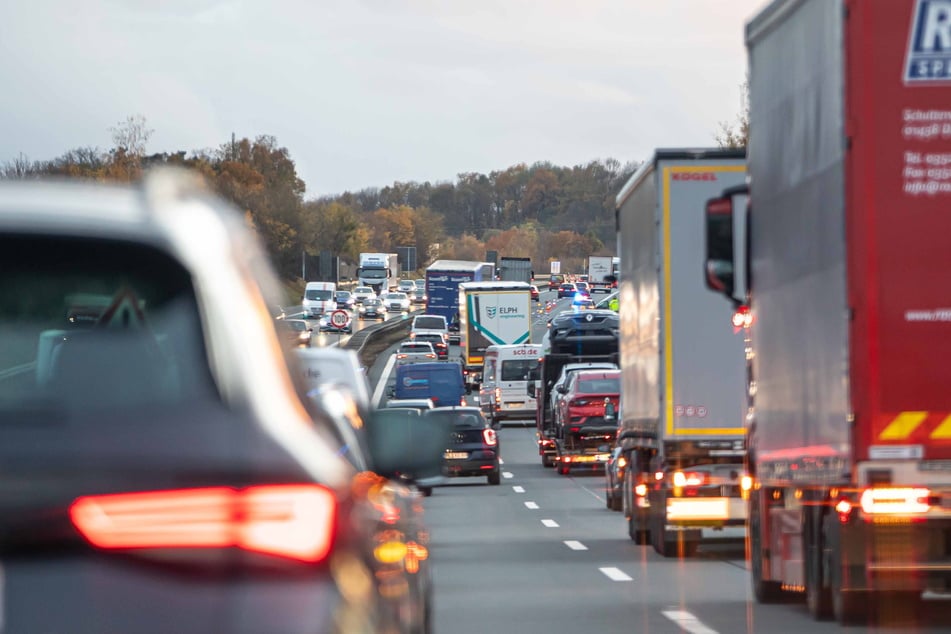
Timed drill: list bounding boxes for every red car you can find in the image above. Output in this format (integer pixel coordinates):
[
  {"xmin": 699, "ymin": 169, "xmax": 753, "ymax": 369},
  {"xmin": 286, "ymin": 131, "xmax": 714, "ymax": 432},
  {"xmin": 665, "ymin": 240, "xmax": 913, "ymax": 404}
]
[
  {"xmin": 556, "ymin": 369, "xmax": 621, "ymax": 437},
  {"xmin": 529, "ymin": 285, "xmax": 540, "ymax": 301}
]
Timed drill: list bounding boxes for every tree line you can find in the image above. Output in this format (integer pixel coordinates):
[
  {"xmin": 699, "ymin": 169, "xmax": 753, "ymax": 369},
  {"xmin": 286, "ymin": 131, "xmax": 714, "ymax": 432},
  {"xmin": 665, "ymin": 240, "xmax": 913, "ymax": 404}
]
[{"xmin": 2, "ymin": 116, "xmax": 638, "ymax": 279}]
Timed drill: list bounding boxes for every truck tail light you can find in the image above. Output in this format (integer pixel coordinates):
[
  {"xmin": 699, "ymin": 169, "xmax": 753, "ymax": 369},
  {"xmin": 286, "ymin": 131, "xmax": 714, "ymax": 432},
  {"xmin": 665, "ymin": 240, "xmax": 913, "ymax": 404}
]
[
  {"xmin": 617, "ymin": 456, "xmax": 627, "ymax": 469},
  {"xmin": 740, "ymin": 476, "xmax": 753, "ymax": 492},
  {"xmin": 732, "ymin": 305, "xmax": 753, "ymax": 329},
  {"xmin": 482, "ymin": 429, "xmax": 498, "ymax": 446},
  {"xmin": 672, "ymin": 471, "xmax": 707, "ymax": 487},
  {"xmin": 634, "ymin": 483, "xmax": 648, "ymax": 497},
  {"xmin": 860, "ymin": 487, "xmax": 931, "ymax": 515},
  {"xmin": 70, "ymin": 485, "xmax": 337, "ymax": 563}
]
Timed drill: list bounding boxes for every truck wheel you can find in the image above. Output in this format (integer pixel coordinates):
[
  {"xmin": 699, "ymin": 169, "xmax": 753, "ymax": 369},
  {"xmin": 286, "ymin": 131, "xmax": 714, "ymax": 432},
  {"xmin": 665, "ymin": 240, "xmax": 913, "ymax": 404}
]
[
  {"xmin": 609, "ymin": 491, "xmax": 622, "ymax": 512},
  {"xmin": 805, "ymin": 505, "xmax": 832, "ymax": 620},
  {"xmin": 750, "ymin": 492, "xmax": 785, "ymax": 603},
  {"xmin": 541, "ymin": 454, "xmax": 554, "ymax": 468},
  {"xmin": 558, "ymin": 464, "xmax": 570, "ymax": 475},
  {"xmin": 627, "ymin": 512, "xmax": 649, "ymax": 545}
]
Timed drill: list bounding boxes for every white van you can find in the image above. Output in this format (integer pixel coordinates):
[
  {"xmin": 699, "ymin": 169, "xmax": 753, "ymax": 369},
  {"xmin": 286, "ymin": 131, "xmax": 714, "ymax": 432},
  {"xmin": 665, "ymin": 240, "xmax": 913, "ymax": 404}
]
[
  {"xmin": 302, "ymin": 281, "xmax": 336, "ymax": 318},
  {"xmin": 479, "ymin": 344, "xmax": 543, "ymax": 426}
]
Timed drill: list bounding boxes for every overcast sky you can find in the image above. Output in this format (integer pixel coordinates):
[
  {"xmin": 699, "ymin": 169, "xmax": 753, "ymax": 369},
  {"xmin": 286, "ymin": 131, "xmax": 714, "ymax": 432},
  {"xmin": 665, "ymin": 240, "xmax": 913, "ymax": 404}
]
[{"xmin": 1, "ymin": 0, "xmax": 767, "ymax": 197}]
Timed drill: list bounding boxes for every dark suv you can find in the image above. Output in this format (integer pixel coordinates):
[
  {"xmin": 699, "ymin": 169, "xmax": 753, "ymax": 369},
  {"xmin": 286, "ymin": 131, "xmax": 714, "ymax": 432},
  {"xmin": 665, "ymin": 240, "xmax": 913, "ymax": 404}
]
[{"xmin": 548, "ymin": 309, "xmax": 619, "ymax": 355}]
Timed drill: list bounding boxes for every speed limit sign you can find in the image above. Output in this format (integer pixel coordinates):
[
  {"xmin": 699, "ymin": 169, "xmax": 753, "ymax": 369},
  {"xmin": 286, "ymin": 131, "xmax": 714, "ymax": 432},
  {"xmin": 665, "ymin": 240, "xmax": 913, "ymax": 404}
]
[{"xmin": 330, "ymin": 310, "xmax": 350, "ymax": 328}]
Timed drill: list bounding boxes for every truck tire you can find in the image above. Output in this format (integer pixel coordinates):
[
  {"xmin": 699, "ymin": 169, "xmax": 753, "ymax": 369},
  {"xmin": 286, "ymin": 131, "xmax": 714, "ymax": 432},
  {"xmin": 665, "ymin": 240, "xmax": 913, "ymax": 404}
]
[
  {"xmin": 750, "ymin": 492, "xmax": 784, "ymax": 603},
  {"xmin": 558, "ymin": 463, "xmax": 570, "ymax": 475},
  {"xmin": 804, "ymin": 505, "xmax": 832, "ymax": 620},
  {"xmin": 826, "ymin": 513, "xmax": 870, "ymax": 625},
  {"xmin": 541, "ymin": 454, "xmax": 554, "ymax": 468},
  {"xmin": 627, "ymin": 511, "xmax": 649, "ymax": 545}
]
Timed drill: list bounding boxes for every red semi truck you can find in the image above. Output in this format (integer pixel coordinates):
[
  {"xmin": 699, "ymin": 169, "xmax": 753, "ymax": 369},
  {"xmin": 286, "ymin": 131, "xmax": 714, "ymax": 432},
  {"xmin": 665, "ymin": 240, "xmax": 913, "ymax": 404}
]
[{"xmin": 704, "ymin": 0, "xmax": 951, "ymax": 625}]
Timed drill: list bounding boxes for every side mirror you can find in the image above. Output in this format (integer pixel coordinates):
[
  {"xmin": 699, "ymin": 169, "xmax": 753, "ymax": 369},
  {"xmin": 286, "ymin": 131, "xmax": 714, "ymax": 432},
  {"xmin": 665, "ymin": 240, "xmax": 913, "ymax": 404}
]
[
  {"xmin": 556, "ymin": 385, "xmax": 567, "ymax": 394},
  {"xmin": 704, "ymin": 184, "xmax": 749, "ymax": 306},
  {"xmin": 527, "ymin": 384, "xmax": 536, "ymax": 398},
  {"xmin": 364, "ymin": 409, "xmax": 451, "ymax": 481}
]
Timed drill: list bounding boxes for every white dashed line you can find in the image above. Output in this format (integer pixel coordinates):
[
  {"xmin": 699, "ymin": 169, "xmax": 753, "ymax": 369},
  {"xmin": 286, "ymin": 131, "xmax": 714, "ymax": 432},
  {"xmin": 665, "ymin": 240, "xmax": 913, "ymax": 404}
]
[
  {"xmin": 512, "ymin": 485, "xmax": 525, "ymax": 493},
  {"xmin": 563, "ymin": 540, "xmax": 588, "ymax": 551},
  {"xmin": 524, "ymin": 501, "xmax": 539, "ymax": 509},
  {"xmin": 661, "ymin": 610, "xmax": 719, "ymax": 634},
  {"xmin": 541, "ymin": 519, "xmax": 559, "ymax": 528},
  {"xmin": 498, "ymin": 458, "xmax": 504, "ymax": 465},
  {"xmin": 599, "ymin": 567, "xmax": 632, "ymax": 582},
  {"xmin": 502, "ymin": 472, "xmax": 514, "ymax": 479}
]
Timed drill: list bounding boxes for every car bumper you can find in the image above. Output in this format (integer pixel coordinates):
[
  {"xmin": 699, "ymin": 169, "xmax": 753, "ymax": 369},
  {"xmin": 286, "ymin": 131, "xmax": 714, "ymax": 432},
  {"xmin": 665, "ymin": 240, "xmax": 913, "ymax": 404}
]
[{"xmin": 443, "ymin": 449, "xmax": 499, "ymax": 478}]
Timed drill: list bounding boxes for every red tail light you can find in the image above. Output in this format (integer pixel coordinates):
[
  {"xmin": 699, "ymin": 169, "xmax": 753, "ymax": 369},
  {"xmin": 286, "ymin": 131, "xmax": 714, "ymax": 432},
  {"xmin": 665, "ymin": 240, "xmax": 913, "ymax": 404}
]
[
  {"xmin": 70, "ymin": 485, "xmax": 337, "ymax": 563},
  {"xmin": 482, "ymin": 428, "xmax": 498, "ymax": 446},
  {"xmin": 672, "ymin": 471, "xmax": 708, "ymax": 487}
]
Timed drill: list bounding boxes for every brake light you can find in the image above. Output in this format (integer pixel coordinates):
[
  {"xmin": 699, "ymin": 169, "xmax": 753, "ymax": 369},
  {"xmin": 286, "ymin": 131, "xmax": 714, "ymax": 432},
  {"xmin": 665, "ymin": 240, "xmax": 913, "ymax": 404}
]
[
  {"xmin": 617, "ymin": 456, "xmax": 627, "ymax": 469},
  {"xmin": 634, "ymin": 483, "xmax": 648, "ymax": 497},
  {"xmin": 672, "ymin": 471, "xmax": 707, "ymax": 487},
  {"xmin": 426, "ymin": 353, "xmax": 436, "ymax": 359},
  {"xmin": 860, "ymin": 487, "xmax": 931, "ymax": 515},
  {"xmin": 740, "ymin": 475, "xmax": 753, "ymax": 492},
  {"xmin": 70, "ymin": 485, "xmax": 337, "ymax": 563},
  {"xmin": 732, "ymin": 305, "xmax": 753, "ymax": 329},
  {"xmin": 482, "ymin": 428, "xmax": 498, "ymax": 446},
  {"xmin": 397, "ymin": 354, "xmax": 407, "ymax": 359}
]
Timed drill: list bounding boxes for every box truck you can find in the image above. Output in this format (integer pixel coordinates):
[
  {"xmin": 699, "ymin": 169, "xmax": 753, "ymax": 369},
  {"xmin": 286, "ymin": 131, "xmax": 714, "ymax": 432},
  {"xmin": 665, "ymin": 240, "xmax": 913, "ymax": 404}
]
[
  {"xmin": 703, "ymin": 0, "xmax": 951, "ymax": 624},
  {"xmin": 586, "ymin": 256, "xmax": 614, "ymax": 292},
  {"xmin": 458, "ymin": 281, "xmax": 532, "ymax": 384},
  {"xmin": 498, "ymin": 257, "xmax": 533, "ymax": 284},
  {"xmin": 425, "ymin": 260, "xmax": 490, "ymax": 344},
  {"xmin": 615, "ymin": 148, "xmax": 748, "ymax": 557}
]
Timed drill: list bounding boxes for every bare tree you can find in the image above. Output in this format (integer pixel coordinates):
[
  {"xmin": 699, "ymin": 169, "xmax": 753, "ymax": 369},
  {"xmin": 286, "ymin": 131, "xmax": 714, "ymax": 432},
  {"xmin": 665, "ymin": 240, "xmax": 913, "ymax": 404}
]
[
  {"xmin": 715, "ymin": 79, "xmax": 749, "ymax": 149},
  {"xmin": 1, "ymin": 153, "xmax": 38, "ymax": 179},
  {"xmin": 110, "ymin": 114, "xmax": 154, "ymax": 157}
]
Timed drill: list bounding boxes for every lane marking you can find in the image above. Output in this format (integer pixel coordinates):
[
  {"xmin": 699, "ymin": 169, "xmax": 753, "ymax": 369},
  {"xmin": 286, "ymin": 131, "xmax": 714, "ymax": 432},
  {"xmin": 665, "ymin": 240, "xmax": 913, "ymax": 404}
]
[
  {"xmin": 661, "ymin": 610, "xmax": 719, "ymax": 634},
  {"xmin": 512, "ymin": 485, "xmax": 525, "ymax": 493},
  {"xmin": 371, "ymin": 352, "xmax": 397, "ymax": 407},
  {"xmin": 541, "ymin": 519, "xmax": 559, "ymax": 528},
  {"xmin": 564, "ymin": 540, "xmax": 588, "ymax": 551},
  {"xmin": 524, "ymin": 501, "xmax": 539, "ymax": 509},
  {"xmin": 599, "ymin": 567, "xmax": 632, "ymax": 582},
  {"xmin": 503, "ymin": 471, "xmax": 514, "ymax": 479}
]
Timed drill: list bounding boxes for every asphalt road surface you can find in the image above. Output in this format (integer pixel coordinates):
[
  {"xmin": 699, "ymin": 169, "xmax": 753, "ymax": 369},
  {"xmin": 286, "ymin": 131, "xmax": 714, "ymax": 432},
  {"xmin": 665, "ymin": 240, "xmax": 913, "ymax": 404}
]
[{"xmin": 366, "ymin": 288, "xmax": 951, "ymax": 634}]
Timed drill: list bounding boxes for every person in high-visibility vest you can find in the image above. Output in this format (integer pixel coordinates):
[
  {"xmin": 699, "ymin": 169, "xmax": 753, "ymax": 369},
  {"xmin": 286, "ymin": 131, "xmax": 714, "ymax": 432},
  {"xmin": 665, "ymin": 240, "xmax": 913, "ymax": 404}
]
[{"xmin": 608, "ymin": 296, "xmax": 619, "ymax": 312}]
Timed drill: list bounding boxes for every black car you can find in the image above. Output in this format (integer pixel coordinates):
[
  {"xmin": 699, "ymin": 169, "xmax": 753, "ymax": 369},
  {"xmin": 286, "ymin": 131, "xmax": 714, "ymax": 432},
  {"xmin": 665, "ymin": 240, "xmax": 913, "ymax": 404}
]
[
  {"xmin": 425, "ymin": 407, "xmax": 501, "ymax": 486},
  {"xmin": 557, "ymin": 282, "xmax": 577, "ymax": 298},
  {"xmin": 548, "ymin": 309, "xmax": 619, "ymax": 355}
]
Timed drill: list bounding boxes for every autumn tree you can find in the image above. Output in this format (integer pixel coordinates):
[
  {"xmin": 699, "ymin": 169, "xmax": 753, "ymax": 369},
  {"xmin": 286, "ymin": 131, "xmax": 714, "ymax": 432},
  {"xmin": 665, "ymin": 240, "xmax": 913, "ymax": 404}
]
[{"xmin": 715, "ymin": 79, "xmax": 750, "ymax": 149}]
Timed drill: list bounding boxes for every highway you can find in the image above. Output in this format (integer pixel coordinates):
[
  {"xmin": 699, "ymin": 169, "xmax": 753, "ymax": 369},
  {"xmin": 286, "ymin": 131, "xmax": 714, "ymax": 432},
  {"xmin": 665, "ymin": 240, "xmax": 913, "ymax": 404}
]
[{"xmin": 366, "ymin": 287, "xmax": 951, "ymax": 634}]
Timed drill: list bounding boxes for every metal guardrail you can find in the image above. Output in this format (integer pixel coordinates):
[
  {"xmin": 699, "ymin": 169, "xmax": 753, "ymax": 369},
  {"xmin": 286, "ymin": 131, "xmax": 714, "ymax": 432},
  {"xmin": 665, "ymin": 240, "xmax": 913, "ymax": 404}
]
[{"xmin": 343, "ymin": 310, "xmax": 422, "ymax": 367}]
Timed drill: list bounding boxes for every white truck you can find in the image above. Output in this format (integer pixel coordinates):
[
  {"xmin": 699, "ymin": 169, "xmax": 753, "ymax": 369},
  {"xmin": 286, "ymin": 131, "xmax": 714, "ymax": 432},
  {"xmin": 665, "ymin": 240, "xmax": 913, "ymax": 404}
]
[
  {"xmin": 615, "ymin": 148, "xmax": 748, "ymax": 557},
  {"xmin": 458, "ymin": 281, "xmax": 532, "ymax": 386},
  {"xmin": 587, "ymin": 255, "xmax": 614, "ymax": 292},
  {"xmin": 357, "ymin": 253, "xmax": 398, "ymax": 295}
]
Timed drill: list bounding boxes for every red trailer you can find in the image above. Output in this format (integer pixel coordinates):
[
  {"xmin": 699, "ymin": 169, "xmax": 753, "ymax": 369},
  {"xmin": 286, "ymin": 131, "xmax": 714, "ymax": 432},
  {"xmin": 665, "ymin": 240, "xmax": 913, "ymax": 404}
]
[{"xmin": 705, "ymin": 0, "xmax": 951, "ymax": 625}]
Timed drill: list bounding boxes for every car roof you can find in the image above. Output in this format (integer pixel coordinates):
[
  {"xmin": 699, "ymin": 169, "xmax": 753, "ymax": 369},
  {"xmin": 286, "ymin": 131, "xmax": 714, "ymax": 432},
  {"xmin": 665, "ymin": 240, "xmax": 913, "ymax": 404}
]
[{"xmin": 570, "ymin": 369, "xmax": 621, "ymax": 380}]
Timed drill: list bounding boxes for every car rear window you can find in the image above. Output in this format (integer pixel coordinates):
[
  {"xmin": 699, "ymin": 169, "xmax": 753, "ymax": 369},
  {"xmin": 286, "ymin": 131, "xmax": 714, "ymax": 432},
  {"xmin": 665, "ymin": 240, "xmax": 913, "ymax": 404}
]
[
  {"xmin": 425, "ymin": 409, "xmax": 484, "ymax": 428},
  {"xmin": 414, "ymin": 316, "xmax": 445, "ymax": 330},
  {"xmin": 0, "ymin": 234, "xmax": 218, "ymax": 417},
  {"xmin": 500, "ymin": 359, "xmax": 539, "ymax": 382},
  {"xmin": 576, "ymin": 378, "xmax": 620, "ymax": 394},
  {"xmin": 415, "ymin": 334, "xmax": 444, "ymax": 344}
]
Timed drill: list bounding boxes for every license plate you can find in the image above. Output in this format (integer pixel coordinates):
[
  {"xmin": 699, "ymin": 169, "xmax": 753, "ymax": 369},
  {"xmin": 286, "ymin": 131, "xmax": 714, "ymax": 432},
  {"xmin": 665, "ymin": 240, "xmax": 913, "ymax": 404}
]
[
  {"xmin": 444, "ymin": 451, "xmax": 468, "ymax": 460},
  {"xmin": 507, "ymin": 402, "xmax": 524, "ymax": 408}
]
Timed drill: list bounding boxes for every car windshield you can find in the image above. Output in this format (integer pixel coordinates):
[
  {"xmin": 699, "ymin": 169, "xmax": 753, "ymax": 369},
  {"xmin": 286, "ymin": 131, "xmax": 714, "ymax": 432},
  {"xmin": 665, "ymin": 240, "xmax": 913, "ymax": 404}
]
[
  {"xmin": 305, "ymin": 289, "xmax": 333, "ymax": 300},
  {"xmin": 576, "ymin": 378, "xmax": 620, "ymax": 394},
  {"xmin": 365, "ymin": 299, "xmax": 381, "ymax": 306},
  {"xmin": 354, "ymin": 287, "xmax": 372, "ymax": 294},
  {"xmin": 501, "ymin": 359, "xmax": 539, "ymax": 382},
  {"xmin": 361, "ymin": 269, "xmax": 387, "ymax": 279},
  {"xmin": 414, "ymin": 334, "xmax": 443, "ymax": 344},
  {"xmin": 335, "ymin": 292, "xmax": 350, "ymax": 299},
  {"xmin": 414, "ymin": 317, "xmax": 445, "ymax": 329},
  {"xmin": 390, "ymin": 293, "xmax": 408, "ymax": 300},
  {"xmin": 0, "ymin": 235, "xmax": 217, "ymax": 416}
]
